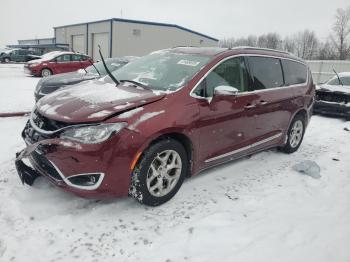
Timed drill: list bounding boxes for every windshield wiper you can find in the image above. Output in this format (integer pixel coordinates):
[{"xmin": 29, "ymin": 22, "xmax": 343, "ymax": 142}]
[
  {"xmin": 120, "ymin": 79, "xmax": 151, "ymax": 90},
  {"xmin": 98, "ymin": 45, "xmax": 120, "ymax": 86},
  {"xmin": 333, "ymin": 69, "xmax": 343, "ymax": 86}
]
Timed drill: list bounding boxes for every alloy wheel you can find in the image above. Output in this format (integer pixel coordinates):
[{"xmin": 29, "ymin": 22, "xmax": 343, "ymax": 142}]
[
  {"xmin": 146, "ymin": 150, "xmax": 182, "ymax": 197},
  {"xmin": 290, "ymin": 120, "xmax": 303, "ymax": 148}
]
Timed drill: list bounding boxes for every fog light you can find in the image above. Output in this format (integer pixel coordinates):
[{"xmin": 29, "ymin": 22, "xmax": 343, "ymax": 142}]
[{"xmin": 66, "ymin": 173, "xmax": 104, "ymax": 190}]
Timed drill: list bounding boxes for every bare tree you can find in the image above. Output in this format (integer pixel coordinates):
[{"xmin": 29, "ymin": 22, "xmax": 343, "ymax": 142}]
[
  {"xmin": 331, "ymin": 6, "xmax": 350, "ymax": 59},
  {"xmin": 318, "ymin": 41, "xmax": 337, "ymax": 60},
  {"xmin": 293, "ymin": 30, "xmax": 319, "ymax": 59},
  {"xmin": 283, "ymin": 36, "xmax": 296, "ymax": 53},
  {"xmin": 219, "ymin": 35, "xmax": 258, "ymax": 48}
]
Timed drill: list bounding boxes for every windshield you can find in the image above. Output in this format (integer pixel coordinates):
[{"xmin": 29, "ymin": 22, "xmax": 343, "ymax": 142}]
[
  {"xmin": 327, "ymin": 75, "xmax": 350, "ymax": 86},
  {"xmin": 111, "ymin": 50, "xmax": 211, "ymax": 91},
  {"xmin": 86, "ymin": 59, "xmax": 128, "ymax": 76}
]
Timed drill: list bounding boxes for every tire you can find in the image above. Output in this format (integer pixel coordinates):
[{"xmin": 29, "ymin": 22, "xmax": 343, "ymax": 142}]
[
  {"xmin": 129, "ymin": 139, "xmax": 188, "ymax": 206},
  {"xmin": 280, "ymin": 114, "xmax": 305, "ymax": 154},
  {"xmin": 3, "ymin": 57, "xmax": 10, "ymax": 63},
  {"xmin": 41, "ymin": 68, "xmax": 52, "ymax": 77}
]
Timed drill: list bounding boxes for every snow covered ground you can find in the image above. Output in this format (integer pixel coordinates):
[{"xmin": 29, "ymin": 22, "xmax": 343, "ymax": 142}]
[
  {"xmin": 0, "ymin": 64, "xmax": 39, "ymax": 113},
  {"xmin": 0, "ymin": 65, "xmax": 350, "ymax": 262}
]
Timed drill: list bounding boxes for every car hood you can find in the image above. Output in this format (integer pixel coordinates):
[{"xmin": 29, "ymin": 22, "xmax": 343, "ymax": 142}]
[
  {"xmin": 27, "ymin": 57, "xmax": 50, "ymax": 64},
  {"xmin": 318, "ymin": 84, "xmax": 350, "ymax": 94},
  {"xmin": 39, "ymin": 71, "xmax": 97, "ymax": 87},
  {"xmin": 36, "ymin": 79, "xmax": 166, "ymax": 123}
]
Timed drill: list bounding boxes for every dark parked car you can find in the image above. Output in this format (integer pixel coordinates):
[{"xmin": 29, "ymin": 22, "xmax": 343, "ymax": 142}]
[
  {"xmin": 24, "ymin": 51, "xmax": 93, "ymax": 77},
  {"xmin": 34, "ymin": 56, "xmax": 138, "ymax": 101},
  {"xmin": 314, "ymin": 73, "xmax": 350, "ymax": 120},
  {"xmin": 0, "ymin": 48, "xmax": 41, "ymax": 63},
  {"xmin": 15, "ymin": 47, "xmax": 315, "ymax": 206}
]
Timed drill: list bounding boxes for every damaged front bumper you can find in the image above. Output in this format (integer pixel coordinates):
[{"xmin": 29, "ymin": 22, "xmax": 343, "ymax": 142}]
[
  {"xmin": 14, "ymin": 138, "xmax": 58, "ymax": 185},
  {"xmin": 313, "ymin": 100, "xmax": 350, "ymax": 119},
  {"xmin": 14, "ymin": 118, "xmax": 136, "ymax": 198},
  {"xmin": 15, "ymin": 154, "xmax": 40, "ymax": 186},
  {"xmin": 15, "ymin": 139, "xmax": 106, "ymax": 193}
]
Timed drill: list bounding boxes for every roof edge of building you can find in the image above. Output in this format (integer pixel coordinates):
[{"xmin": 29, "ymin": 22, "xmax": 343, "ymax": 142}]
[{"xmin": 53, "ymin": 18, "xmax": 219, "ymax": 42}]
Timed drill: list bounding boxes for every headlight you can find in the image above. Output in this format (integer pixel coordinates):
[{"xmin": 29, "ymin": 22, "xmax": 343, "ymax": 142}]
[
  {"xmin": 60, "ymin": 122, "xmax": 127, "ymax": 144},
  {"xmin": 29, "ymin": 63, "xmax": 39, "ymax": 67}
]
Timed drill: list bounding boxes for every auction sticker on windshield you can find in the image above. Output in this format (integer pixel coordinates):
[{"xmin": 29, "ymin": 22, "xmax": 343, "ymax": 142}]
[{"xmin": 177, "ymin": 60, "xmax": 201, "ymax": 66}]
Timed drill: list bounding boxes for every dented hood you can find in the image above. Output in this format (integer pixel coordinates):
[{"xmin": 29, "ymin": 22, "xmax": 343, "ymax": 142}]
[
  {"xmin": 36, "ymin": 79, "xmax": 166, "ymax": 122},
  {"xmin": 318, "ymin": 84, "xmax": 350, "ymax": 94}
]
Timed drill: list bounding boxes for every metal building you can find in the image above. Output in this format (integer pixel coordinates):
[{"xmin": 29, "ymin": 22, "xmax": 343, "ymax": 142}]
[
  {"xmin": 18, "ymin": 38, "xmax": 56, "ymax": 45},
  {"xmin": 54, "ymin": 18, "xmax": 219, "ymax": 61}
]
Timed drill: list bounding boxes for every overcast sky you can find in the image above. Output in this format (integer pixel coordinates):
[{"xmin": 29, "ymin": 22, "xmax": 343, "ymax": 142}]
[{"xmin": 0, "ymin": 0, "xmax": 349, "ymax": 47}]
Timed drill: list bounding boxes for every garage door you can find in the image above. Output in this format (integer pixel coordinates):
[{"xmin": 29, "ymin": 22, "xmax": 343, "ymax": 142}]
[
  {"xmin": 72, "ymin": 34, "xmax": 85, "ymax": 54},
  {"xmin": 92, "ymin": 33, "xmax": 109, "ymax": 62}
]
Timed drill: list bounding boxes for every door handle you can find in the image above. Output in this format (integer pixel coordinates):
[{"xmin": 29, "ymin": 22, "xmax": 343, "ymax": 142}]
[
  {"xmin": 244, "ymin": 104, "xmax": 256, "ymax": 109},
  {"xmin": 259, "ymin": 100, "xmax": 268, "ymax": 105}
]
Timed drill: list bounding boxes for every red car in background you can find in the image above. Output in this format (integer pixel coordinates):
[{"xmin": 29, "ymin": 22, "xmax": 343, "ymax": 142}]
[{"xmin": 25, "ymin": 51, "xmax": 93, "ymax": 77}]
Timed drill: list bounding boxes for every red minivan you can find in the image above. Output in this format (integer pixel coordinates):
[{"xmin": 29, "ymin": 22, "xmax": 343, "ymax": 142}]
[
  {"xmin": 16, "ymin": 47, "xmax": 315, "ymax": 206},
  {"xmin": 24, "ymin": 51, "xmax": 93, "ymax": 77}
]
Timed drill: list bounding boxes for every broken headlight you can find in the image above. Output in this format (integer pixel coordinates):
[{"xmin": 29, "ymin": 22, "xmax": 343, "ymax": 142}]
[{"xmin": 60, "ymin": 122, "xmax": 127, "ymax": 144}]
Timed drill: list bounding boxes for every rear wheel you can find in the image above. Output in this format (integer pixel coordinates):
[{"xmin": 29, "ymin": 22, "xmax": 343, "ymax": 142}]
[
  {"xmin": 129, "ymin": 139, "xmax": 188, "ymax": 206},
  {"xmin": 280, "ymin": 114, "xmax": 305, "ymax": 154},
  {"xmin": 41, "ymin": 68, "xmax": 52, "ymax": 77}
]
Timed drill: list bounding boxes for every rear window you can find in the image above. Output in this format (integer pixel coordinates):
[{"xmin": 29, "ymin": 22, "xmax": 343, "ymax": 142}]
[
  {"xmin": 247, "ymin": 56, "xmax": 284, "ymax": 90},
  {"xmin": 282, "ymin": 60, "xmax": 307, "ymax": 85}
]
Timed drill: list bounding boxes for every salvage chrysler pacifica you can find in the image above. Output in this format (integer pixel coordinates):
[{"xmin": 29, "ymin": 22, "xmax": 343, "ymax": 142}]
[{"xmin": 15, "ymin": 47, "xmax": 315, "ymax": 206}]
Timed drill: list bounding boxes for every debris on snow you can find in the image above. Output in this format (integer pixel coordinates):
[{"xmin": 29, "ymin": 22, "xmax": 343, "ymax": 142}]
[{"xmin": 292, "ymin": 160, "xmax": 321, "ymax": 179}]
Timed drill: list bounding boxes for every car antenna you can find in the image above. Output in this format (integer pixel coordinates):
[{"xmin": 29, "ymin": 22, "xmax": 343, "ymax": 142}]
[
  {"xmin": 333, "ymin": 69, "xmax": 343, "ymax": 86},
  {"xmin": 98, "ymin": 45, "xmax": 120, "ymax": 86}
]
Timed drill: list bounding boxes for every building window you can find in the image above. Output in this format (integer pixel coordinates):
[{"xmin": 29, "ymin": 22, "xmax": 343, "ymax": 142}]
[{"xmin": 133, "ymin": 29, "xmax": 141, "ymax": 36}]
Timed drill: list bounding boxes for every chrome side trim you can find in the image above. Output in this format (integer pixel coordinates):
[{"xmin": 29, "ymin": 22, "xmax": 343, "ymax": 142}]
[
  {"xmin": 49, "ymin": 160, "xmax": 105, "ymax": 190},
  {"xmin": 189, "ymin": 54, "xmax": 309, "ymax": 100},
  {"xmin": 204, "ymin": 132, "xmax": 283, "ymax": 163}
]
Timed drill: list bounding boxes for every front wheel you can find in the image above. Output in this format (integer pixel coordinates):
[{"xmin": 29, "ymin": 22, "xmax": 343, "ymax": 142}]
[
  {"xmin": 3, "ymin": 57, "xmax": 10, "ymax": 63},
  {"xmin": 129, "ymin": 139, "xmax": 188, "ymax": 206},
  {"xmin": 280, "ymin": 115, "xmax": 305, "ymax": 154},
  {"xmin": 41, "ymin": 68, "xmax": 52, "ymax": 77}
]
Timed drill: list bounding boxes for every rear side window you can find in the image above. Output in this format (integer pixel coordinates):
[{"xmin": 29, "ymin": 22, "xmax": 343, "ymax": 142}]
[
  {"xmin": 80, "ymin": 55, "xmax": 90, "ymax": 61},
  {"xmin": 282, "ymin": 60, "xmax": 307, "ymax": 85},
  {"xmin": 247, "ymin": 57, "xmax": 284, "ymax": 90},
  {"xmin": 71, "ymin": 54, "xmax": 89, "ymax": 61}
]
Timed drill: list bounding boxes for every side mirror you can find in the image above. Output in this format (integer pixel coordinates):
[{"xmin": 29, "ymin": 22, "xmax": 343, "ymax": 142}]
[{"xmin": 214, "ymin": 85, "xmax": 239, "ymax": 96}]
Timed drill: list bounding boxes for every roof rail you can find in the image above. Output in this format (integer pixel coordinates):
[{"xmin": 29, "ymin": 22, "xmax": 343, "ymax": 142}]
[{"xmin": 230, "ymin": 46, "xmax": 290, "ymax": 55}]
